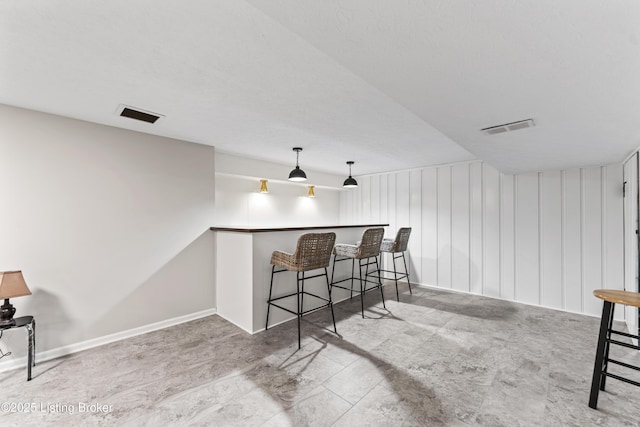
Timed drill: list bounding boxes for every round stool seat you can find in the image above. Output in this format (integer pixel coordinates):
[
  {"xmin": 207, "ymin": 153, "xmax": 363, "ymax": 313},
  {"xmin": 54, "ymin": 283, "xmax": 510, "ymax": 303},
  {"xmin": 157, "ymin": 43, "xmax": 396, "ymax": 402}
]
[{"xmin": 593, "ymin": 289, "xmax": 640, "ymax": 308}]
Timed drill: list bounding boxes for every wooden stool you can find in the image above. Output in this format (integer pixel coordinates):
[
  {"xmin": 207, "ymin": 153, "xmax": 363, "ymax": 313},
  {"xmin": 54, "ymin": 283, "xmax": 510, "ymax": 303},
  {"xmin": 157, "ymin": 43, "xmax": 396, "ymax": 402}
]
[{"xmin": 589, "ymin": 289, "xmax": 640, "ymax": 409}]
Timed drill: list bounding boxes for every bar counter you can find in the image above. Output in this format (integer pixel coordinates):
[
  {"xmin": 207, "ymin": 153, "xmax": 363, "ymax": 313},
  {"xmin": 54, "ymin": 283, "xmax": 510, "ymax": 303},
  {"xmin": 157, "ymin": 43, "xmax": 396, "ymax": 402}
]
[{"xmin": 212, "ymin": 224, "xmax": 388, "ymax": 333}]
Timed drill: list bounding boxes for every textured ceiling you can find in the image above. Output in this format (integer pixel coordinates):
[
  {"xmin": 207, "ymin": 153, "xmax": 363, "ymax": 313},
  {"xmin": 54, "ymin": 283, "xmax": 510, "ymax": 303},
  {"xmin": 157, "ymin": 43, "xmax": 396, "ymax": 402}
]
[{"xmin": 1, "ymin": 1, "xmax": 639, "ymax": 175}]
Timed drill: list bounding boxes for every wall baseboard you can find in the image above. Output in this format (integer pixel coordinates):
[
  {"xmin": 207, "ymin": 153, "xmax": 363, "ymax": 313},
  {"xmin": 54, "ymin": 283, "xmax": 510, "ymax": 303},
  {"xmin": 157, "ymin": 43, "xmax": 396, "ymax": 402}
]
[
  {"xmin": 406, "ymin": 280, "xmax": 608, "ymax": 320},
  {"xmin": 0, "ymin": 308, "xmax": 217, "ymax": 374}
]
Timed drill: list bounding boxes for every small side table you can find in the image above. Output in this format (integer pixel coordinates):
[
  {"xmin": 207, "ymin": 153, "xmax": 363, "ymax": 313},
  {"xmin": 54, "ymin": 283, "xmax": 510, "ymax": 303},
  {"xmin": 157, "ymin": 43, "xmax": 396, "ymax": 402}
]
[{"xmin": 0, "ymin": 316, "xmax": 36, "ymax": 381}]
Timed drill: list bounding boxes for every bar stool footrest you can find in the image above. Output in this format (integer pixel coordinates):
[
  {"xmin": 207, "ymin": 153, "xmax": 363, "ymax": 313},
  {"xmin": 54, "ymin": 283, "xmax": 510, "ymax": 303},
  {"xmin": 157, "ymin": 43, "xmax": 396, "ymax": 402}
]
[
  {"xmin": 611, "ymin": 329, "xmax": 640, "ymax": 341},
  {"xmin": 609, "ymin": 339, "xmax": 640, "ymax": 351},
  {"xmin": 604, "ymin": 372, "xmax": 640, "ymax": 388},
  {"xmin": 608, "ymin": 358, "xmax": 640, "ymax": 373},
  {"xmin": 367, "ymin": 270, "xmax": 409, "ymax": 281},
  {"xmin": 331, "ymin": 282, "xmax": 382, "ymax": 295},
  {"xmin": 268, "ymin": 300, "xmax": 332, "ymax": 317}
]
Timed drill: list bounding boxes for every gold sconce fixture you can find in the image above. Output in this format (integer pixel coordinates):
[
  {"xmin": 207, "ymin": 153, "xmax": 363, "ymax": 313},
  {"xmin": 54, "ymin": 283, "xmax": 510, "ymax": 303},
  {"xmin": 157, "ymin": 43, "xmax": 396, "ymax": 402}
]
[
  {"xmin": 308, "ymin": 185, "xmax": 315, "ymax": 198},
  {"xmin": 259, "ymin": 179, "xmax": 269, "ymax": 193}
]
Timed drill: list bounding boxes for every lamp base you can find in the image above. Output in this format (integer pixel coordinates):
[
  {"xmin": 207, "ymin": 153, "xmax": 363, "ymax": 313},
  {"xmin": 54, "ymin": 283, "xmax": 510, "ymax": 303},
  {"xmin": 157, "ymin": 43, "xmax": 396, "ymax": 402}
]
[{"xmin": 0, "ymin": 299, "xmax": 16, "ymax": 327}]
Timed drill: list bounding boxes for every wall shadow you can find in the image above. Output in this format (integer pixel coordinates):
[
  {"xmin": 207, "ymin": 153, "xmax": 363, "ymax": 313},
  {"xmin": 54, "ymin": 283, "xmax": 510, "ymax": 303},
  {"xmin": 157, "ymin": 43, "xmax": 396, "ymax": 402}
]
[{"xmin": 90, "ymin": 230, "xmax": 215, "ymax": 338}]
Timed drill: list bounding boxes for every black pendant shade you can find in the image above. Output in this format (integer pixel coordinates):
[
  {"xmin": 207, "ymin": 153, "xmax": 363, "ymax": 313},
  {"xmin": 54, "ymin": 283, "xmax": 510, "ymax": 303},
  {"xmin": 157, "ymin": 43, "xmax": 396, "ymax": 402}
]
[
  {"xmin": 343, "ymin": 161, "xmax": 358, "ymax": 188},
  {"xmin": 288, "ymin": 147, "xmax": 307, "ymax": 182}
]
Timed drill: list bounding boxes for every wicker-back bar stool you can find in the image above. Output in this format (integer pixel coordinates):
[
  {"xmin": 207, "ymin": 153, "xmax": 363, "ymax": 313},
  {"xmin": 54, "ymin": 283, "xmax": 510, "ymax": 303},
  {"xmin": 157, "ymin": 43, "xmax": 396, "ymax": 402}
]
[
  {"xmin": 265, "ymin": 232, "xmax": 337, "ymax": 349},
  {"xmin": 589, "ymin": 289, "xmax": 640, "ymax": 409},
  {"xmin": 330, "ymin": 227, "xmax": 385, "ymax": 318},
  {"xmin": 376, "ymin": 227, "xmax": 412, "ymax": 301}
]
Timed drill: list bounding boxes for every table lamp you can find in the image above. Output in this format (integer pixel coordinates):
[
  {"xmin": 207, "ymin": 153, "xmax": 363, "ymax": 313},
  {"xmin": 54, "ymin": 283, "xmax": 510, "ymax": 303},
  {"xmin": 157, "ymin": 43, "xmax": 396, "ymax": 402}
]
[{"xmin": 0, "ymin": 271, "xmax": 31, "ymax": 327}]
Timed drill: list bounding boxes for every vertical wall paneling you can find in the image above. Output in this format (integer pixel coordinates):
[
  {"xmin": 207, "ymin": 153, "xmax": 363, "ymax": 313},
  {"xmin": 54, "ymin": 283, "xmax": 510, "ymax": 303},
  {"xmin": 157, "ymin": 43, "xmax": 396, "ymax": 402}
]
[
  {"xmin": 451, "ymin": 164, "xmax": 470, "ymax": 292},
  {"xmin": 396, "ymin": 172, "xmax": 411, "ymax": 228},
  {"xmin": 421, "ymin": 168, "xmax": 438, "ymax": 286},
  {"xmin": 500, "ymin": 174, "xmax": 516, "ymax": 300},
  {"xmin": 379, "ymin": 174, "xmax": 389, "ymax": 268},
  {"xmin": 340, "ymin": 161, "xmax": 624, "ymax": 318},
  {"xmin": 361, "ymin": 176, "xmax": 372, "ymax": 223},
  {"xmin": 515, "ymin": 173, "xmax": 540, "ymax": 305},
  {"xmin": 387, "ymin": 173, "xmax": 397, "ymax": 233},
  {"xmin": 380, "ymin": 174, "xmax": 389, "ymax": 225},
  {"xmin": 341, "ymin": 188, "xmax": 352, "ymax": 224},
  {"xmin": 604, "ymin": 164, "xmax": 624, "ymax": 321},
  {"xmin": 355, "ymin": 175, "xmax": 363, "ymax": 222},
  {"xmin": 541, "ymin": 171, "xmax": 563, "ymax": 309},
  {"xmin": 583, "ymin": 167, "xmax": 604, "ymax": 316},
  {"xmin": 371, "ymin": 175, "xmax": 381, "ymax": 224},
  {"xmin": 563, "ymin": 169, "xmax": 583, "ymax": 313},
  {"xmin": 396, "ymin": 172, "xmax": 411, "ymax": 276},
  {"xmin": 437, "ymin": 166, "xmax": 452, "ymax": 288},
  {"xmin": 623, "ymin": 155, "xmax": 638, "ymax": 332},
  {"xmin": 470, "ymin": 162, "xmax": 483, "ymax": 294},
  {"xmin": 386, "ymin": 173, "xmax": 397, "ymax": 268},
  {"xmin": 409, "ymin": 170, "xmax": 422, "ymax": 282},
  {"xmin": 351, "ymin": 188, "xmax": 358, "ymax": 225},
  {"xmin": 483, "ymin": 165, "xmax": 501, "ymax": 298}
]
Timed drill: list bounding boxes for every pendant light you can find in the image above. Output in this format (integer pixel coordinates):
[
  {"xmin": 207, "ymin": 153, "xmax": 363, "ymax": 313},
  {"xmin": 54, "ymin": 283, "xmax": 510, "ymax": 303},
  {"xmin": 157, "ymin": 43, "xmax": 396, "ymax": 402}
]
[
  {"xmin": 308, "ymin": 185, "xmax": 315, "ymax": 198},
  {"xmin": 288, "ymin": 147, "xmax": 307, "ymax": 182},
  {"xmin": 343, "ymin": 161, "xmax": 358, "ymax": 188}
]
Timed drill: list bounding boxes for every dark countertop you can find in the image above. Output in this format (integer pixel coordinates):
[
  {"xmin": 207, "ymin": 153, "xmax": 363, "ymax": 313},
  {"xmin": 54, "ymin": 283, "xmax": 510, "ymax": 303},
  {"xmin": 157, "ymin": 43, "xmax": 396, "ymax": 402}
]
[{"xmin": 210, "ymin": 224, "xmax": 389, "ymax": 233}]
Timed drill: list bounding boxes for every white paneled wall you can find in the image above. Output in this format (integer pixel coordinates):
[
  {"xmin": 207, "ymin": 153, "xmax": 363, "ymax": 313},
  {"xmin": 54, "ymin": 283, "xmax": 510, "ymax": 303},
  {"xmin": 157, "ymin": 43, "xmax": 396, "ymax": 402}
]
[{"xmin": 341, "ymin": 161, "xmax": 624, "ymax": 319}]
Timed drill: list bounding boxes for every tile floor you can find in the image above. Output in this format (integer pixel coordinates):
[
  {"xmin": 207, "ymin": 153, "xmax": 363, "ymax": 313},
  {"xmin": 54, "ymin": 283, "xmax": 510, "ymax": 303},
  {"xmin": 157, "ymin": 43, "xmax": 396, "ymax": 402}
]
[{"xmin": 1, "ymin": 284, "xmax": 639, "ymax": 426}]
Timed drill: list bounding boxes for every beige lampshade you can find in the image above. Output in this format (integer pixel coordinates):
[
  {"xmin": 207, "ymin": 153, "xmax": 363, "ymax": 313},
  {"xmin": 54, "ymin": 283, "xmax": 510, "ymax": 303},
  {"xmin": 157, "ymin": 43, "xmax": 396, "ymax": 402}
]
[{"xmin": 0, "ymin": 271, "xmax": 31, "ymax": 300}]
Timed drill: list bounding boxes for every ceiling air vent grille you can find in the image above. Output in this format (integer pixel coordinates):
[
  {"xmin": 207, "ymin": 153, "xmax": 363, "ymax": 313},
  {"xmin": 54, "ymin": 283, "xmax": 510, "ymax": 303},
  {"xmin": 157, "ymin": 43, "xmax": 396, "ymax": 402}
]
[
  {"xmin": 116, "ymin": 104, "xmax": 163, "ymax": 124},
  {"xmin": 482, "ymin": 119, "xmax": 535, "ymax": 136}
]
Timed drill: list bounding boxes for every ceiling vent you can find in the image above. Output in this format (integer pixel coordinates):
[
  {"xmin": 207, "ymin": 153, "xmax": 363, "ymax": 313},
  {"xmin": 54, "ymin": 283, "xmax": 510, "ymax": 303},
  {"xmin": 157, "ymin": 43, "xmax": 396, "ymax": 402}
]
[
  {"xmin": 116, "ymin": 104, "xmax": 163, "ymax": 124},
  {"xmin": 481, "ymin": 119, "xmax": 535, "ymax": 136}
]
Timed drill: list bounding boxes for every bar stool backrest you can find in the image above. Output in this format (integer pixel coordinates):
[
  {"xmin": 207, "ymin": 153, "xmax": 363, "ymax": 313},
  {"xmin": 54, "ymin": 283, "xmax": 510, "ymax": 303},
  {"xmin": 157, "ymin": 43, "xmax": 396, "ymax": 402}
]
[
  {"xmin": 392, "ymin": 227, "xmax": 412, "ymax": 252},
  {"xmin": 295, "ymin": 232, "xmax": 336, "ymax": 271},
  {"xmin": 357, "ymin": 228, "xmax": 385, "ymax": 259}
]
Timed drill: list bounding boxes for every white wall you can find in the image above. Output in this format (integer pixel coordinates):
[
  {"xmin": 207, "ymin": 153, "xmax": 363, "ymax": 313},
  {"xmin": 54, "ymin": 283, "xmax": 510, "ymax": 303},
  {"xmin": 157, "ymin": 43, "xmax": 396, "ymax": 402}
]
[
  {"xmin": 0, "ymin": 104, "xmax": 216, "ymax": 357},
  {"xmin": 215, "ymin": 152, "xmax": 342, "ymax": 227},
  {"xmin": 341, "ymin": 161, "xmax": 624, "ymax": 319},
  {"xmin": 623, "ymin": 153, "xmax": 639, "ymax": 338}
]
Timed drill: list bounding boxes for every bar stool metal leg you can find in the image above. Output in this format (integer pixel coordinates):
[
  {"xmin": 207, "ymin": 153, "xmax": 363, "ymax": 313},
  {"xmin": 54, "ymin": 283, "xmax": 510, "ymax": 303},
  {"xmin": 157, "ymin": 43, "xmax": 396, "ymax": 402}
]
[
  {"xmin": 401, "ymin": 252, "xmax": 412, "ymax": 295},
  {"xmin": 589, "ymin": 300, "xmax": 614, "ymax": 409},
  {"xmin": 600, "ymin": 303, "xmax": 616, "ymax": 391},
  {"xmin": 265, "ymin": 266, "xmax": 276, "ymax": 330},
  {"xmin": 350, "ymin": 259, "xmax": 355, "ymax": 300},
  {"xmin": 392, "ymin": 254, "xmax": 400, "ymax": 301},
  {"xmin": 325, "ymin": 268, "xmax": 337, "ymax": 334},
  {"xmin": 376, "ymin": 257, "xmax": 386, "ymax": 309},
  {"xmin": 330, "ymin": 256, "xmax": 337, "ymax": 290},
  {"xmin": 359, "ymin": 259, "xmax": 365, "ymax": 318},
  {"xmin": 297, "ymin": 272, "xmax": 302, "ymax": 349},
  {"xmin": 300, "ymin": 271, "xmax": 306, "ymax": 318}
]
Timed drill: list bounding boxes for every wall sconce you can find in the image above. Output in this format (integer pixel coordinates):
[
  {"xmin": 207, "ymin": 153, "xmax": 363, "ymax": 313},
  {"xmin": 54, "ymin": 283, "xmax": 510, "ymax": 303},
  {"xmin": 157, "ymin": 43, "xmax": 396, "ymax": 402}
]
[
  {"xmin": 308, "ymin": 185, "xmax": 315, "ymax": 198},
  {"xmin": 259, "ymin": 179, "xmax": 269, "ymax": 193}
]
